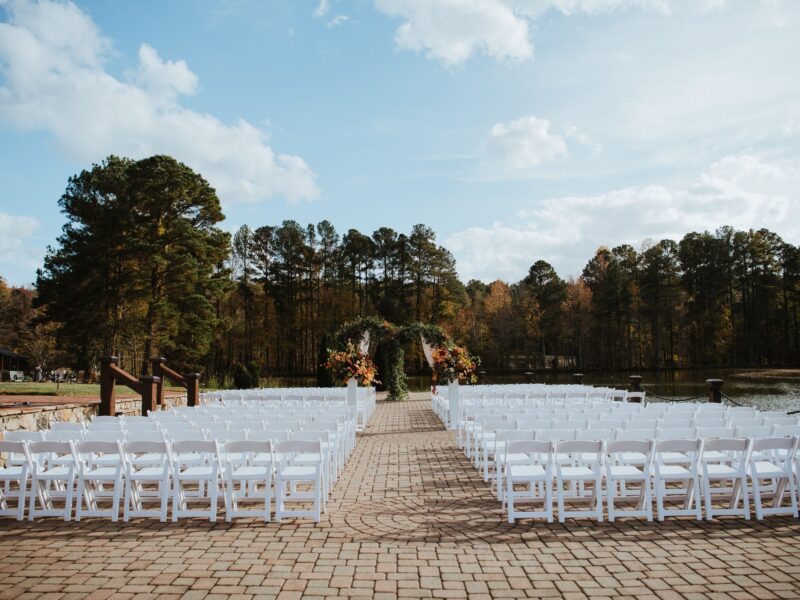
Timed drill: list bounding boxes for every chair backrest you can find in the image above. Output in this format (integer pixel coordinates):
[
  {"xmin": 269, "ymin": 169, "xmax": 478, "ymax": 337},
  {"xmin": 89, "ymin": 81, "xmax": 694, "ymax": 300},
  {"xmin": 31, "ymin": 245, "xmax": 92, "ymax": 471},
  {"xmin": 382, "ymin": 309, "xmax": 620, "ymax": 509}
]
[
  {"xmin": 125, "ymin": 431, "xmax": 164, "ymax": 442},
  {"xmin": 124, "ymin": 440, "xmax": 169, "ymax": 455},
  {"xmin": 617, "ymin": 429, "xmax": 653, "ymax": 441},
  {"xmin": 733, "ymin": 425, "xmax": 772, "ymax": 439},
  {"xmin": 0, "ymin": 440, "xmax": 31, "ymax": 465},
  {"xmin": 83, "ymin": 430, "xmax": 124, "ymax": 442},
  {"xmin": 211, "ymin": 429, "xmax": 248, "ymax": 443},
  {"xmin": 75, "ymin": 440, "xmax": 121, "ymax": 457},
  {"xmin": 607, "ymin": 439, "xmax": 653, "ymax": 455},
  {"xmin": 4, "ymin": 431, "xmax": 44, "ymax": 442},
  {"xmin": 695, "ymin": 426, "xmax": 733, "ymax": 439},
  {"xmin": 172, "ymin": 440, "xmax": 219, "ymax": 455},
  {"xmin": 773, "ymin": 425, "xmax": 800, "ymax": 438},
  {"xmin": 506, "ymin": 439, "xmax": 553, "ymax": 457},
  {"xmin": 164, "ymin": 430, "xmax": 206, "ymax": 442},
  {"xmin": 556, "ymin": 440, "xmax": 603, "ymax": 454},
  {"xmin": 225, "ymin": 440, "xmax": 271, "ymax": 455},
  {"xmin": 702, "ymin": 437, "xmax": 749, "ymax": 453},
  {"xmin": 536, "ymin": 429, "xmax": 576, "ymax": 442},
  {"xmin": 51, "ymin": 422, "xmax": 84, "ymax": 432},
  {"xmin": 656, "ymin": 438, "xmax": 701, "ymax": 454},
  {"xmin": 29, "ymin": 440, "xmax": 73, "ymax": 457},
  {"xmin": 276, "ymin": 440, "xmax": 320, "ymax": 454},
  {"xmin": 92, "ymin": 416, "xmax": 119, "ymax": 424},
  {"xmin": 44, "ymin": 430, "xmax": 83, "ymax": 442},
  {"xmin": 751, "ymin": 436, "xmax": 796, "ymax": 453},
  {"xmin": 657, "ymin": 427, "xmax": 695, "ymax": 440},
  {"xmin": 729, "ymin": 417, "xmax": 763, "ymax": 428},
  {"xmin": 577, "ymin": 429, "xmax": 615, "ymax": 441}
]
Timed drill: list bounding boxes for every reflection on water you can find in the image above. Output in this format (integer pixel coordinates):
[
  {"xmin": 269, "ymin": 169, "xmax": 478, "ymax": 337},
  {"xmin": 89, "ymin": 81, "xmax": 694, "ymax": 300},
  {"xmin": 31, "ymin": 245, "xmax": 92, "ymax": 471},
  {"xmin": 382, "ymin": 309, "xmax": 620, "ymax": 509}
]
[{"xmin": 265, "ymin": 369, "xmax": 800, "ymax": 411}]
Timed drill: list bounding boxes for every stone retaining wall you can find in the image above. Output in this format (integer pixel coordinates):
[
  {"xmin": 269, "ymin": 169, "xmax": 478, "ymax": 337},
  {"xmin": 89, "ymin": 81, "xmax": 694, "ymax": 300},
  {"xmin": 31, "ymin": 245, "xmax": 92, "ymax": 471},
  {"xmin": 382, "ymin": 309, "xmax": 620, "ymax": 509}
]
[{"xmin": 0, "ymin": 393, "xmax": 188, "ymax": 434}]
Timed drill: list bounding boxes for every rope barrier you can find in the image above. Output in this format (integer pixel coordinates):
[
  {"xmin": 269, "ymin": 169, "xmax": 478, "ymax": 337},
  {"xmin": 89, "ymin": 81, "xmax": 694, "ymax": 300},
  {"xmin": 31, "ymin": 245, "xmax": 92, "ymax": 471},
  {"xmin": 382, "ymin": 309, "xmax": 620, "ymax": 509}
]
[
  {"xmin": 641, "ymin": 387, "xmax": 706, "ymax": 403},
  {"xmin": 719, "ymin": 391, "xmax": 746, "ymax": 407}
]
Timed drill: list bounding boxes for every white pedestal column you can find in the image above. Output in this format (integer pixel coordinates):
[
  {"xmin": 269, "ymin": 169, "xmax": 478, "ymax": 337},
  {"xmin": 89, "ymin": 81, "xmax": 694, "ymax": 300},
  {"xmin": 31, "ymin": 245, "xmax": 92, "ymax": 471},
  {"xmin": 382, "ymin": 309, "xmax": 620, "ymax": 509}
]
[
  {"xmin": 448, "ymin": 379, "xmax": 460, "ymax": 430},
  {"xmin": 347, "ymin": 377, "xmax": 358, "ymax": 409}
]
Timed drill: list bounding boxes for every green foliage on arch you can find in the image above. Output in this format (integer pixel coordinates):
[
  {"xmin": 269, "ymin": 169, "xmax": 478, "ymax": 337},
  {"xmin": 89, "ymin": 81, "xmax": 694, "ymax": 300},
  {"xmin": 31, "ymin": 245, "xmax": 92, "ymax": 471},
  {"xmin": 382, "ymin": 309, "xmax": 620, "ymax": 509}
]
[{"xmin": 332, "ymin": 317, "xmax": 449, "ymax": 401}]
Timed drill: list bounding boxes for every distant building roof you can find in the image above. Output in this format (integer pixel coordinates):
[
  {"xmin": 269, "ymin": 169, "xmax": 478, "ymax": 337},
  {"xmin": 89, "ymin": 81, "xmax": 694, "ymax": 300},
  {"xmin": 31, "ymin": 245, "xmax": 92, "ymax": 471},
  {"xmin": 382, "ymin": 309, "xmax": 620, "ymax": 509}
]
[{"xmin": 0, "ymin": 347, "xmax": 27, "ymax": 360}]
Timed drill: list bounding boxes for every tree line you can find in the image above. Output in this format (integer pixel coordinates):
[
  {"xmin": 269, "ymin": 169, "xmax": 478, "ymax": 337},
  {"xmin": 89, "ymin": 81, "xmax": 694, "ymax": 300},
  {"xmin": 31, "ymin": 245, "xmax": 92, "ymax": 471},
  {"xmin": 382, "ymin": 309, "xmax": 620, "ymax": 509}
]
[{"xmin": 1, "ymin": 155, "xmax": 798, "ymax": 383}]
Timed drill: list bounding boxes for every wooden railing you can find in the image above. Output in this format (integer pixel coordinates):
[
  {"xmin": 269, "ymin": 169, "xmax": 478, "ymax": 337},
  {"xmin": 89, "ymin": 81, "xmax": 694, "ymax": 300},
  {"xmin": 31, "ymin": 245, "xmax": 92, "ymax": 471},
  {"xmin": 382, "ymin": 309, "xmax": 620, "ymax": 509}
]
[
  {"xmin": 150, "ymin": 357, "xmax": 200, "ymax": 408},
  {"xmin": 99, "ymin": 356, "xmax": 159, "ymax": 417}
]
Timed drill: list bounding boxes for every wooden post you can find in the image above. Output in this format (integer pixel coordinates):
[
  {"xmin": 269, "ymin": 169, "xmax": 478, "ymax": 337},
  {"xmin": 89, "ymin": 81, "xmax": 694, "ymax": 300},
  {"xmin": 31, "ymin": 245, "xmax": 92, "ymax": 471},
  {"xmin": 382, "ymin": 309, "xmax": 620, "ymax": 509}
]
[
  {"xmin": 185, "ymin": 373, "xmax": 201, "ymax": 407},
  {"xmin": 150, "ymin": 356, "xmax": 167, "ymax": 406},
  {"xmin": 524, "ymin": 371, "xmax": 534, "ymax": 384},
  {"xmin": 99, "ymin": 356, "xmax": 119, "ymax": 416},
  {"xmin": 628, "ymin": 375, "xmax": 643, "ymax": 392},
  {"xmin": 139, "ymin": 375, "xmax": 160, "ymax": 416},
  {"xmin": 572, "ymin": 373, "xmax": 584, "ymax": 385},
  {"xmin": 706, "ymin": 379, "xmax": 724, "ymax": 404},
  {"xmin": 477, "ymin": 370, "xmax": 487, "ymax": 384}
]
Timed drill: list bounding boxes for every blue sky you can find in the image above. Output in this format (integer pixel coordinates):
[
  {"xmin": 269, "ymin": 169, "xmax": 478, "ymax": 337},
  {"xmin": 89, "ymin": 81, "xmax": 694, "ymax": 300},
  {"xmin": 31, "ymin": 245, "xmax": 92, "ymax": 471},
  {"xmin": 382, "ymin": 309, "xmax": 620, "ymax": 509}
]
[{"xmin": 1, "ymin": 0, "xmax": 799, "ymax": 286}]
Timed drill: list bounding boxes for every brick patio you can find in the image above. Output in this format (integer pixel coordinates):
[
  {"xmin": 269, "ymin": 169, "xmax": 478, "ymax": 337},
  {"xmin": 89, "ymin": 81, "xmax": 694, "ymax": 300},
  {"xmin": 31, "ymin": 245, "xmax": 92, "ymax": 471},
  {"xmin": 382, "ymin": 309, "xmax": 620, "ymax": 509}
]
[{"xmin": 1, "ymin": 398, "xmax": 800, "ymax": 599}]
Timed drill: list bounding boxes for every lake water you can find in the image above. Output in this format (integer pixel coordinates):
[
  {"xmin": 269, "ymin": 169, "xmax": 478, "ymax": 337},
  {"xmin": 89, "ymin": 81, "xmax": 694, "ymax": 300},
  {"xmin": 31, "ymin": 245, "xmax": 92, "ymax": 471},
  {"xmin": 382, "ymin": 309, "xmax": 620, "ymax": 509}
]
[{"xmin": 267, "ymin": 369, "xmax": 800, "ymax": 412}]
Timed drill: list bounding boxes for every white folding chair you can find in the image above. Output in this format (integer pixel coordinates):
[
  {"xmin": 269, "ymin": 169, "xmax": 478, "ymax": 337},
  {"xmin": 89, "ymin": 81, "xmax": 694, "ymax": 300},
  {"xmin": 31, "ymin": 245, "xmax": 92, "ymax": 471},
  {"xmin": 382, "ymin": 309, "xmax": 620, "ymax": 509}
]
[
  {"xmin": 605, "ymin": 440, "xmax": 654, "ymax": 522},
  {"xmin": 0, "ymin": 441, "xmax": 32, "ymax": 520},
  {"xmin": 700, "ymin": 438, "xmax": 751, "ymax": 520},
  {"xmin": 653, "ymin": 439, "xmax": 703, "ymax": 521},
  {"xmin": 74, "ymin": 440, "xmax": 124, "ymax": 521},
  {"xmin": 172, "ymin": 440, "xmax": 223, "ymax": 522},
  {"xmin": 505, "ymin": 440, "xmax": 554, "ymax": 523},
  {"xmin": 748, "ymin": 437, "xmax": 799, "ymax": 520},
  {"xmin": 28, "ymin": 441, "xmax": 76, "ymax": 521},
  {"xmin": 555, "ymin": 440, "xmax": 604, "ymax": 523},
  {"xmin": 275, "ymin": 440, "xmax": 322, "ymax": 523},
  {"xmin": 122, "ymin": 440, "xmax": 172, "ymax": 522},
  {"xmin": 224, "ymin": 440, "xmax": 273, "ymax": 522},
  {"xmin": 51, "ymin": 422, "xmax": 85, "ymax": 432}
]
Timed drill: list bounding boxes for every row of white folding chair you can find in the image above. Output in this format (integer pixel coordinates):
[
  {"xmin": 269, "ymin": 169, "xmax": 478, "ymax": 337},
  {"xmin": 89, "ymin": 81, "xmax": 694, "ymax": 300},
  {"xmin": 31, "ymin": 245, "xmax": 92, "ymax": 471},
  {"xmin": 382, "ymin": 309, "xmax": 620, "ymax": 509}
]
[
  {"xmin": 486, "ymin": 424, "xmax": 800, "ymax": 492},
  {"xmin": 504, "ymin": 436, "xmax": 799, "ymax": 524},
  {"xmin": 0, "ymin": 438, "xmax": 325, "ymax": 523}
]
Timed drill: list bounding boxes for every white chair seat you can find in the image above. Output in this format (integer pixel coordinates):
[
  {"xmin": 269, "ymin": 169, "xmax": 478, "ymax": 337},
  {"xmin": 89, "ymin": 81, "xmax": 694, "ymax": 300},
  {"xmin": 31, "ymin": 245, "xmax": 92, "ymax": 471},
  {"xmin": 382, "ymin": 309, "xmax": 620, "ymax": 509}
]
[
  {"xmin": 752, "ymin": 461, "xmax": 784, "ymax": 477},
  {"xmin": 40, "ymin": 467, "xmax": 72, "ymax": 478},
  {"xmin": 705, "ymin": 464, "xmax": 738, "ymax": 477},
  {"xmin": 92, "ymin": 454, "xmax": 122, "ymax": 466},
  {"xmin": 508, "ymin": 464, "xmax": 546, "ymax": 478},
  {"xmin": 608, "ymin": 465, "xmax": 645, "ymax": 478},
  {"xmin": 560, "ymin": 466, "xmax": 596, "ymax": 479},
  {"xmin": 84, "ymin": 467, "xmax": 119, "ymax": 479},
  {"xmin": 230, "ymin": 466, "xmax": 270, "ymax": 478},
  {"xmin": 293, "ymin": 453, "xmax": 323, "ymax": 463},
  {"xmin": 132, "ymin": 467, "xmax": 169, "ymax": 478},
  {"xmin": 658, "ymin": 465, "xmax": 692, "ymax": 477},
  {"xmin": 0, "ymin": 466, "xmax": 26, "ymax": 478},
  {"xmin": 178, "ymin": 467, "xmax": 215, "ymax": 479},
  {"xmin": 659, "ymin": 452, "xmax": 689, "ymax": 463},
  {"xmin": 281, "ymin": 465, "xmax": 317, "ymax": 478},
  {"xmin": 701, "ymin": 451, "xmax": 726, "ymax": 462},
  {"xmin": 620, "ymin": 452, "xmax": 647, "ymax": 463},
  {"xmin": 498, "ymin": 452, "xmax": 529, "ymax": 465}
]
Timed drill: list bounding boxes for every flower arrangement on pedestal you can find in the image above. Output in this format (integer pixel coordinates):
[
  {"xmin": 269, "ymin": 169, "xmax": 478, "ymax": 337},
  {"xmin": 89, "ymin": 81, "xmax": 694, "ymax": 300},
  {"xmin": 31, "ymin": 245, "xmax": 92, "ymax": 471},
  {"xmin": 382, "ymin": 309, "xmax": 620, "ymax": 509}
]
[
  {"xmin": 431, "ymin": 341, "xmax": 479, "ymax": 385},
  {"xmin": 325, "ymin": 341, "xmax": 380, "ymax": 386}
]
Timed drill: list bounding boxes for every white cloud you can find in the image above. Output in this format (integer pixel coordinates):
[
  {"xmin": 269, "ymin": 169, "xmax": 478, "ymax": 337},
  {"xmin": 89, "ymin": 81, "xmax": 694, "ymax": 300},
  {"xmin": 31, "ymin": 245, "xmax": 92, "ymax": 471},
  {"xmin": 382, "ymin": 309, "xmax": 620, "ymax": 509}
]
[
  {"xmin": 312, "ymin": 0, "xmax": 330, "ymax": 18},
  {"xmin": 0, "ymin": 0, "xmax": 318, "ymax": 204},
  {"xmin": 327, "ymin": 15, "xmax": 353, "ymax": 28},
  {"xmin": 445, "ymin": 154, "xmax": 800, "ymax": 282},
  {"xmin": 375, "ymin": 0, "xmax": 532, "ymax": 66},
  {"xmin": 374, "ymin": 0, "xmax": 778, "ymax": 65},
  {"xmin": 485, "ymin": 116, "xmax": 568, "ymax": 170}
]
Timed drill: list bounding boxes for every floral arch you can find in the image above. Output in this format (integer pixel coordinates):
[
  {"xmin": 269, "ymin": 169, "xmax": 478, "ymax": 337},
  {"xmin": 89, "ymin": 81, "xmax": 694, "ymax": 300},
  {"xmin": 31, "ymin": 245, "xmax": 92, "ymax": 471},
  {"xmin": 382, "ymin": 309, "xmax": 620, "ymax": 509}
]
[{"xmin": 330, "ymin": 317, "xmax": 454, "ymax": 401}]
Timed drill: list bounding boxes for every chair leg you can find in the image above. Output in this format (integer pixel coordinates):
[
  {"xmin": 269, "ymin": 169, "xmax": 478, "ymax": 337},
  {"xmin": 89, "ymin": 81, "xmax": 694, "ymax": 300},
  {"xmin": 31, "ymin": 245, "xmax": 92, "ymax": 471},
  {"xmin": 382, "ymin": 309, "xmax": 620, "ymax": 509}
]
[{"xmin": 607, "ymin": 478, "xmax": 615, "ymax": 523}]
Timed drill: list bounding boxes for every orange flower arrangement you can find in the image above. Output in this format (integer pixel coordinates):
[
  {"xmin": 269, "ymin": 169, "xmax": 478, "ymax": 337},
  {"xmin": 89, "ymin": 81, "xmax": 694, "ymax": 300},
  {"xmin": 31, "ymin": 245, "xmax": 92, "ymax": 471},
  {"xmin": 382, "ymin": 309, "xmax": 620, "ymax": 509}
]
[
  {"xmin": 325, "ymin": 341, "xmax": 380, "ymax": 387},
  {"xmin": 431, "ymin": 341, "xmax": 479, "ymax": 385}
]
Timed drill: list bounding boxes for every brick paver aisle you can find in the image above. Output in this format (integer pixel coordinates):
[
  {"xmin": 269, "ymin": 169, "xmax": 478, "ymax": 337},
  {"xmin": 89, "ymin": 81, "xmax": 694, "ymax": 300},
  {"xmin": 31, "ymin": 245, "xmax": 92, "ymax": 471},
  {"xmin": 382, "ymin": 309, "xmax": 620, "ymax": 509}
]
[{"xmin": 2, "ymin": 399, "xmax": 800, "ymax": 599}]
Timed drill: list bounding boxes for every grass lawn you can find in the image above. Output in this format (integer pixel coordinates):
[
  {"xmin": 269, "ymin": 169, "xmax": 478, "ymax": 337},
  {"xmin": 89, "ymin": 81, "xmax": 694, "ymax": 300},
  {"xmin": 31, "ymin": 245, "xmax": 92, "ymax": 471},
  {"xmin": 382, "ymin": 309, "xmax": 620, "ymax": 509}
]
[{"xmin": 0, "ymin": 382, "xmax": 187, "ymax": 397}]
